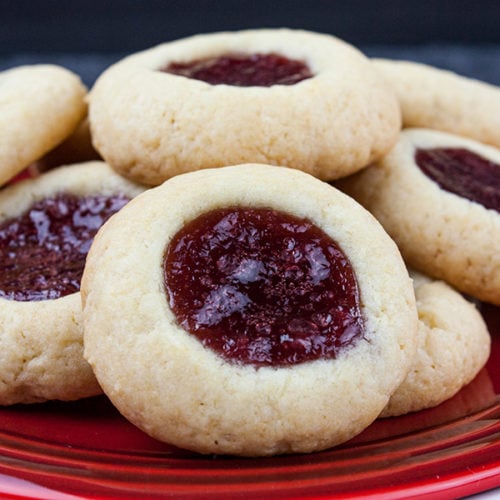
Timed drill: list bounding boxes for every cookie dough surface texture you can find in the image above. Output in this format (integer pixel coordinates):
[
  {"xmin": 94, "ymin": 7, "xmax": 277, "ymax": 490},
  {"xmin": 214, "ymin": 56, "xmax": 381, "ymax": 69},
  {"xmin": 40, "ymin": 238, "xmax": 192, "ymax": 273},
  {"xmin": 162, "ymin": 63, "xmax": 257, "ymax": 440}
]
[
  {"xmin": 381, "ymin": 271, "xmax": 491, "ymax": 417},
  {"xmin": 89, "ymin": 29, "xmax": 401, "ymax": 185},
  {"xmin": 337, "ymin": 128, "xmax": 500, "ymax": 305},
  {"xmin": 0, "ymin": 162, "xmax": 146, "ymax": 405},
  {"xmin": 0, "ymin": 65, "xmax": 87, "ymax": 185},
  {"xmin": 372, "ymin": 58, "xmax": 500, "ymax": 148},
  {"xmin": 82, "ymin": 164, "xmax": 418, "ymax": 457}
]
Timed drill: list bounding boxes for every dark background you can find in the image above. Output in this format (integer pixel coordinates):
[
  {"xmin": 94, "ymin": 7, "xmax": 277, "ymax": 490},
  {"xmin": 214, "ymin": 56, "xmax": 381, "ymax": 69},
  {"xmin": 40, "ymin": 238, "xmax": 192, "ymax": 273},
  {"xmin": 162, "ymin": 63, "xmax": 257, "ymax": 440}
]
[{"xmin": 1, "ymin": 0, "xmax": 500, "ymax": 86}]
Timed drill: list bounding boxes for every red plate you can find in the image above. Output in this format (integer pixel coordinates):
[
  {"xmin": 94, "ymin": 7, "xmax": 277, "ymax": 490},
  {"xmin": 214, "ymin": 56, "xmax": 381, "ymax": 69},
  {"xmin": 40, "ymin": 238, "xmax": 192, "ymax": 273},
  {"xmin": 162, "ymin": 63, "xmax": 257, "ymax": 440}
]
[{"xmin": 0, "ymin": 304, "xmax": 498, "ymax": 500}]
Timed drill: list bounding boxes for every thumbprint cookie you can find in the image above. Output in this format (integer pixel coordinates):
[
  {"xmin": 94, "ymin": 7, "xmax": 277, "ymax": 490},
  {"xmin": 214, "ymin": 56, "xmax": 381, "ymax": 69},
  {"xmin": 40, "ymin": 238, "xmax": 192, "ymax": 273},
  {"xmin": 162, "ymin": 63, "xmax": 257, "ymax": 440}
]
[
  {"xmin": 89, "ymin": 29, "xmax": 401, "ymax": 185},
  {"xmin": 0, "ymin": 162, "xmax": 145, "ymax": 404},
  {"xmin": 337, "ymin": 128, "xmax": 500, "ymax": 305},
  {"xmin": 82, "ymin": 164, "xmax": 418, "ymax": 456}
]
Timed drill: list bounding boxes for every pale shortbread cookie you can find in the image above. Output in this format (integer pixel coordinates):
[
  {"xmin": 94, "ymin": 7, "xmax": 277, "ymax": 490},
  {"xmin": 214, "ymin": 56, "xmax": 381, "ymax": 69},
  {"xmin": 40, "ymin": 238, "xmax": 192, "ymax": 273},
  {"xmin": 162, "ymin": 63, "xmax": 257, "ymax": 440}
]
[
  {"xmin": 89, "ymin": 29, "xmax": 401, "ymax": 185},
  {"xmin": 372, "ymin": 58, "xmax": 500, "ymax": 148},
  {"xmin": 0, "ymin": 162, "xmax": 145, "ymax": 405},
  {"xmin": 337, "ymin": 128, "xmax": 500, "ymax": 305},
  {"xmin": 82, "ymin": 164, "xmax": 417, "ymax": 456},
  {"xmin": 381, "ymin": 270, "xmax": 491, "ymax": 417},
  {"xmin": 0, "ymin": 65, "xmax": 87, "ymax": 185}
]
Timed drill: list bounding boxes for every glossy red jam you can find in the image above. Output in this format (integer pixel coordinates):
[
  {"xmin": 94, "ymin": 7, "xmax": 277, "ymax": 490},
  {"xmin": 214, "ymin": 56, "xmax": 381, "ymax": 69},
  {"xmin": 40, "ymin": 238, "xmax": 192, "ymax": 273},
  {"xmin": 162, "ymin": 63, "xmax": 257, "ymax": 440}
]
[
  {"xmin": 163, "ymin": 53, "xmax": 313, "ymax": 86},
  {"xmin": 0, "ymin": 193, "xmax": 130, "ymax": 301},
  {"xmin": 164, "ymin": 207, "xmax": 364, "ymax": 367},
  {"xmin": 415, "ymin": 147, "xmax": 500, "ymax": 212}
]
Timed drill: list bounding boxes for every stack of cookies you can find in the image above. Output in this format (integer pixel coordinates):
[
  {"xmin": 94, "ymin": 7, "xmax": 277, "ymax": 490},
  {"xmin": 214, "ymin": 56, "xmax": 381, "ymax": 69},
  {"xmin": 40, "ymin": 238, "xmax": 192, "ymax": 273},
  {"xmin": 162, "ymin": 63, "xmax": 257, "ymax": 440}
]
[{"xmin": 0, "ymin": 29, "xmax": 495, "ymax": 457}]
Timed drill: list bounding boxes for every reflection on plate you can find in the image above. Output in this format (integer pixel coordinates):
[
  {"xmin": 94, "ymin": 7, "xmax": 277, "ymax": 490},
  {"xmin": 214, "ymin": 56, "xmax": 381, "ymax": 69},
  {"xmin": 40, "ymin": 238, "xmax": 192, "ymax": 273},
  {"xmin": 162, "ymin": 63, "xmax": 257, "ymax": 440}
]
[{"xmin": 0, "ymin": 304, "xmax": 498, "ymax": 499}]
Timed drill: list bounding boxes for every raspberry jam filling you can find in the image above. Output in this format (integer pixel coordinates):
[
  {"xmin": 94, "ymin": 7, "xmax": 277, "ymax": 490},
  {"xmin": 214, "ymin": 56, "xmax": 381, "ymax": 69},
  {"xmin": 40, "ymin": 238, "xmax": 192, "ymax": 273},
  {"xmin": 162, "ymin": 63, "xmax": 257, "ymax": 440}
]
[
  {"xmin": 164, "ymin": 207, "xmax": 364, "ymax": 367},
  {"xmin": 415, "ymin": 147, "xmax": 500, "ymax": 212},
  {"xmin": 163, "ymin": 53, "xmax": 313, "ymax": 87},
  {"xmin": 0, "ymin": 193, "xmax": 130, "ymax": 301}
]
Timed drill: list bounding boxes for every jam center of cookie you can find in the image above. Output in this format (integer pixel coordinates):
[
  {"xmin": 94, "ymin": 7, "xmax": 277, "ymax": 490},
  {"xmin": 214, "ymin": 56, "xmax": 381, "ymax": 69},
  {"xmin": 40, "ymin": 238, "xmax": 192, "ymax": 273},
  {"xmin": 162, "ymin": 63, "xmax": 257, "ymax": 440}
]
[
  {"xmin": 164, "ymin": 207, "xmax": 364, "ymax": 367},
  {"xmin": 0, "ymin": 193, "xmax": 130, "ymax": 301},
  {"xmin": 163, "ymin": 53, "xmax": 313, "ymax": 86},
  {"xmin": 415, "ymin": 147, "xmax": 500, "ymax": 212}
]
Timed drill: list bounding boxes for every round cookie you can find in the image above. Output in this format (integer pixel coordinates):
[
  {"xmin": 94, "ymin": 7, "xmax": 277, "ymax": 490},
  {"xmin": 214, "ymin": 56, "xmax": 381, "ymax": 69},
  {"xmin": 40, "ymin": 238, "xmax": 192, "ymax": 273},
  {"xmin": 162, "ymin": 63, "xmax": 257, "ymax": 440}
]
[
  {"xmin": 89, "ymin": 29, "xmax": 401, "ymax": 186},
  {"xmin": 0, "ymin": 162, "xmax": 145, "ymax": 405},
  {"xmin": 337, "ymin": 128, "xmax": 500, "ymax": 305},
  {"xmin": 381, "ymin": 270, "xmax": 491, "ymax": 417},
  {"xmin": 0, "ymin": 65, "xmax": 87, "ymax": 185},
  {"xmin": 82, "ymin": 164, "xmax": 418, "ymax": 456},
  {"xmin": 372, "ymin": 58, "xmax": 500, "ymax": 148}
]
